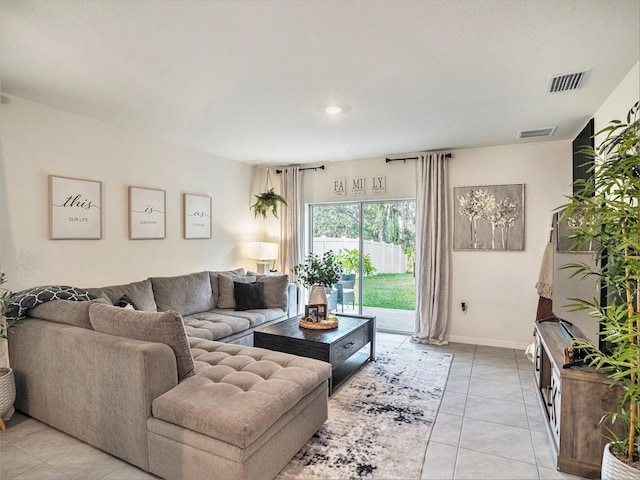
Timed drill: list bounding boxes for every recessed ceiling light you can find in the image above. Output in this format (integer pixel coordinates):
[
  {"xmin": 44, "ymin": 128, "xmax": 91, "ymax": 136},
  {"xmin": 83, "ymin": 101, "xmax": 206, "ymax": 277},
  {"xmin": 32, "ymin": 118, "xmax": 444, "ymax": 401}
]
[{"xmin": 324, "ymin": 105, "xmax": 343, "ymax": 115}]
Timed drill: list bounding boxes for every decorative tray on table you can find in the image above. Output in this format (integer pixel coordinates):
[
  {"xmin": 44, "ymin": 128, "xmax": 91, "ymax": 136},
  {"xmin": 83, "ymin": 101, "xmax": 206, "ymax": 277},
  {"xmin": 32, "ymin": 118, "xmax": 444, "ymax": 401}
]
[{"xmin": 299, "ymin": 316, "xmax": 339, "ymax": 330}]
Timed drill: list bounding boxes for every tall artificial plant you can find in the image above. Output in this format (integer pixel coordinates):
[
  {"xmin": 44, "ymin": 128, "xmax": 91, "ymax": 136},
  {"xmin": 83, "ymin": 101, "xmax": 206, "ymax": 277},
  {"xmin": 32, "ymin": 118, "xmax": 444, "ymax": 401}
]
[
  {"xmin": 0, "ymin": 273, "xmax": 18, "ymax": 340},
  {"xmin": 560, "ymin": 101, "xmax": 640, "ymax": 465}
]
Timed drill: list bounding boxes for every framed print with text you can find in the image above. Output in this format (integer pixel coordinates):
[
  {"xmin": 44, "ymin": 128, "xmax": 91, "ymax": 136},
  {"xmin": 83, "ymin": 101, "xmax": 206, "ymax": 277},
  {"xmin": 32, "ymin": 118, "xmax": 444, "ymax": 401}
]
[
  {"xmin": 49, "ymin": 175, "xmax": 102, "ymax": 240},
  {"xmin": 184, "ymin": 193, "xmax": 212, "ymax": 239},
  {"xmin": 129, "ymin": 186, "xmax": 166, "ymax": 239}
]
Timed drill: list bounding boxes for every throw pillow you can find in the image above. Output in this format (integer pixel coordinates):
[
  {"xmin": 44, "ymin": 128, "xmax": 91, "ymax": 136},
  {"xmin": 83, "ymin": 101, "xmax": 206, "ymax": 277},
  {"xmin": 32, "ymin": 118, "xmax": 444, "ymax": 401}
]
[
  {"xmin": 233, "ymin": 281, "xmax": 265, "ymax": 311},
  {"xmin": 255, "ymin": 274, "xmax": 289, "ymax": 309},
  {"xmin": 115, "ymin": 295, "xmax": 138, "ymax": 310},
  {"xmin": 208, "ymin": 268, "xmax": 245, "ymax": 307},
  {"xmin": 89, "ymin": 303, "xmax": 195, "ymax": 381},
  {"xmin": 217, "ymin": 275, "xmax": 256, "ymax": 309},
  {"xmin": 86, "ymin": 279, "xmax": 158, "ymax": 312},
  {"xmin": 28, "ymin": 297, "xmax": 111, "ymax": 329},
  {"xmin": 5, "ymin": 285, "xmax": 92, "ymax": 321},
  {"xmin": 150, "ymin": 272, "xmax": 214, "ymax": 315}
]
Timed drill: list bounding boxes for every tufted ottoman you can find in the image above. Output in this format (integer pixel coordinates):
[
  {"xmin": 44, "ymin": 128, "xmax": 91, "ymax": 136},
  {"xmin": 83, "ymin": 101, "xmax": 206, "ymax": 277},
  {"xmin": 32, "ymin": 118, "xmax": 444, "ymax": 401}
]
[{"xmin": 147, "ymin": 338, "xmax": 332, "ymax": 480}]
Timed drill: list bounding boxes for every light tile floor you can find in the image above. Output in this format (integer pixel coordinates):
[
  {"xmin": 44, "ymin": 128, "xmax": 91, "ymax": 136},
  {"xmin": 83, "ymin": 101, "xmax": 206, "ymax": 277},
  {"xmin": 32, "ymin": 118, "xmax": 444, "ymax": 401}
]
[{"xmin": 1, "ymin": 334, "xmax": 588, "ymax": 480}]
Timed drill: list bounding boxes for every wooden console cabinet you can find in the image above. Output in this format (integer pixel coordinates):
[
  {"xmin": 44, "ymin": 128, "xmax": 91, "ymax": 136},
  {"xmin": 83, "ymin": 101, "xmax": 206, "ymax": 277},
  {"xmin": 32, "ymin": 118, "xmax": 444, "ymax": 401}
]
[{"xmin": 534, "ymin": 321, "xmax": 621, "ymax": 478}]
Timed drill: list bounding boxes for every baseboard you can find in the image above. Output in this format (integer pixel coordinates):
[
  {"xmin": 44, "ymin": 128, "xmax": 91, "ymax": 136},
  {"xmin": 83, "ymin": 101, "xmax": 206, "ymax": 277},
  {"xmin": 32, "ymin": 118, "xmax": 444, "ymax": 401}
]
[{"xmin": 447, "ymin": 335, "xmax": 529, "ymax": 351}]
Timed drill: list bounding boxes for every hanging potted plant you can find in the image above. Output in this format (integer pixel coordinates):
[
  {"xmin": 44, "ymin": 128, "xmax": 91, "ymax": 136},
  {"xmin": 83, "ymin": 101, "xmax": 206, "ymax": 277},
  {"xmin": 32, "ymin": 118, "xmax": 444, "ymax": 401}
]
[
  {"xmin": 292, "ymin": 251, "xmax": 343, "ymax": 309},
  {"xmin": 251, "ymin": 169, "xmax": 287, "ymax": 219},
  {"xmin": 0, "ymin": 272, "xmax": 19, "ymax": 431},
  {"xmin": 559, "ymin": 101, "xmax": 640, "ymax": 478}
]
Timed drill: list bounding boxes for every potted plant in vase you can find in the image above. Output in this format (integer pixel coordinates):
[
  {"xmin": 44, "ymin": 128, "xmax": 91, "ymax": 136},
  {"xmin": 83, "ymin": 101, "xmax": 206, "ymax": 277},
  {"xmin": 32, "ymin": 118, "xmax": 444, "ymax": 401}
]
[
  {"xmin": 0, "ymin": 272, "xmax": 19, "ymax": 431},
  {"xmin": 292, "ymin": 251, "xmax": 343, "ymax": 311},
  {"xmin": 559, "ymin": 101, "xmax": 640, "ymax": 478},
  {"xmin": 338, "ymin": 248, "xmax": 377, "ymax": 277}
]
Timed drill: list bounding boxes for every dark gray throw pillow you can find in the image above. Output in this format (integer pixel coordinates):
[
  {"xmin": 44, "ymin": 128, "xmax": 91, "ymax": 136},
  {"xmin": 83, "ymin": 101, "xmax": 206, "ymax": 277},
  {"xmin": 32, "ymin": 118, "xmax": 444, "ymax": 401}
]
[{"xmin": 233, "ymin": 281, "xmax": 265, "ymax": 311}]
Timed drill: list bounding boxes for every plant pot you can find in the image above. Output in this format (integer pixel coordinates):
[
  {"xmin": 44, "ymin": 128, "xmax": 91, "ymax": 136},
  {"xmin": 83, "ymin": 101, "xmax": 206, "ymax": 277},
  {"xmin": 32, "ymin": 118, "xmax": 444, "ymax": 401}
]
[
  {"xmin": 601, "ymin": 443, "xmax": 639, "ymax": 480},
  {"xmin": 308, "ymin": 285, "xmax": 327, "ymax": 305},
  {"xmin": 0, "ymin": 367, "xmax": 16, "ymax": 431}
]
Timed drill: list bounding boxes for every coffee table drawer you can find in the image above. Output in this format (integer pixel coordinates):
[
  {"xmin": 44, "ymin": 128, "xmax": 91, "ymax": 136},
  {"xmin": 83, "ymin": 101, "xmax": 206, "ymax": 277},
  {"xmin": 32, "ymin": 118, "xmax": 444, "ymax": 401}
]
[{"xmin": 330, "ymin": 325, "xmax": 367, "ymax": 367}]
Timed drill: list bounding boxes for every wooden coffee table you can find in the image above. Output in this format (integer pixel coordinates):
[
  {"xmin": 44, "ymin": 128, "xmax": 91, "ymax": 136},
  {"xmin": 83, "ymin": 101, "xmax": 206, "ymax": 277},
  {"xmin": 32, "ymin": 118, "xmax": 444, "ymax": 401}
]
[{"xmin": 254, "ymin": 313, "xmax": 375, "ymax": 394}]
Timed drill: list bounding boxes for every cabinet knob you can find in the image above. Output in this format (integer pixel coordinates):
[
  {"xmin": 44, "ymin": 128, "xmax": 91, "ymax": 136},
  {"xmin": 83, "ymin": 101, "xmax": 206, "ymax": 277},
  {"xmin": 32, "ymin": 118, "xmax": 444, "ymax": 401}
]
[{"xmin": 344, "ymin": 342, "xmax": 355, "ymax": 349}]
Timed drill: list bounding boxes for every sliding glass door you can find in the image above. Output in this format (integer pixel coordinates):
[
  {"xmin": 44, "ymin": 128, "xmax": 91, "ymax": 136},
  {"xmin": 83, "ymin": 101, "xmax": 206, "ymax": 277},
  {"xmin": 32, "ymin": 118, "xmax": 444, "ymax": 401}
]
[{"xmin": 309, "ymin": 200, "xmax": 415, "ymax": 334}]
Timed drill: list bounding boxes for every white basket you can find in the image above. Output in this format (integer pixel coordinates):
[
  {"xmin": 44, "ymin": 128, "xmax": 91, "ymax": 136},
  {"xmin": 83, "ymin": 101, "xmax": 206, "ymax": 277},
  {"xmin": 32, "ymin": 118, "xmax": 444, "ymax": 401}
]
[
  {"xmin": 0, "ymin": 367, "xmax": 16, "ymax": 419},
  {"xmin": 601, "ymin": 443, "xmax": 640, "ymax": 480}
]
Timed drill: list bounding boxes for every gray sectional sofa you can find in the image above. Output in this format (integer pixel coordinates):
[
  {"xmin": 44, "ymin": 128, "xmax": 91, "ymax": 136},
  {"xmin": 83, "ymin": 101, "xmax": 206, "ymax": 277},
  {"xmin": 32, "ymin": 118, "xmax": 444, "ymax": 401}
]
[{"xmin": 8, "ymin": 269, "xmax": 331, "ymax": 480}]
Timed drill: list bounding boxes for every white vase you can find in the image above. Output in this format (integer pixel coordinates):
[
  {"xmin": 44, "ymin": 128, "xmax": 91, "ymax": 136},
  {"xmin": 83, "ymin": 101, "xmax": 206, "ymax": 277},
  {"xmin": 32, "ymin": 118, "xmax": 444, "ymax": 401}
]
[
  {"xmin": 308, "ymin": 285, "xmax": 327, "ymax": 305},
  {"xmin": 0, "ymin": 367, "xmax": 16, "ymax": 430},
  {"xmin": 601, "ymin": 443, "xmax": 639, "ymax": 480}
]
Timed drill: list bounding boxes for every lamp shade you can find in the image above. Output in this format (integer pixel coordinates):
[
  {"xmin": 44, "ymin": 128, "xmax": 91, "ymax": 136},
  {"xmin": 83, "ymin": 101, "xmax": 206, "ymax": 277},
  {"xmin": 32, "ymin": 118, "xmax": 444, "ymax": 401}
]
[{"xmin": 247, "ymin": 242, "xmax": 279, "ymax": 261}]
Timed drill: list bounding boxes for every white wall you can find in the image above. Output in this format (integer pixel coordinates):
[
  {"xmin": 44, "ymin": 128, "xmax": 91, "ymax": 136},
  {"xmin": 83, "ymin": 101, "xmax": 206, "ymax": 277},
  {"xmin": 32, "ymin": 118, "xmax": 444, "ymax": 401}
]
[
  {"xmin": 0, "ymin": 96, "xmax": 262, "ymax": 291},
  {"xmin": 553, "ymin": 61, "xmax": 640, "ymax": 345},
  {"xmin": 302, "ymin": 141, "xmax": 572, "ymax": 349},
  {"xmin": 594, "ymin": 62, "xmax": 639, "ymax": 136}
]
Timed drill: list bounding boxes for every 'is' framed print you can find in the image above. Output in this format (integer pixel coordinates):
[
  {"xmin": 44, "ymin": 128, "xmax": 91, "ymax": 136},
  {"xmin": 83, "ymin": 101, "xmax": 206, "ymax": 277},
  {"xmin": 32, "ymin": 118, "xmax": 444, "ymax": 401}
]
[{"xmin": 129, "ymin": 186, "xmax": 166, "ymax": 239}]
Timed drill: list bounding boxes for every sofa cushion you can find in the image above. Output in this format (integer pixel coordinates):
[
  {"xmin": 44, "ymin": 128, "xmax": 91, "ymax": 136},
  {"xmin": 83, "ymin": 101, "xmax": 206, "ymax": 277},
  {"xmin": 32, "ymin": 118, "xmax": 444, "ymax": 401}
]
[
  {"xmin": 153, "ymin": 338, "xmax": 332, "ymax": 448},
  {"xmin": 28, "ymin": 297, "xmax": 111, "ymax": 329},
  {"xmin": 89, "ymin": 303, "xmax": 195, "ymax": 380},
  {"xmin": 208, "ymin": 268, "xmax": 245, "ymax": 307},
  {"xmin": 234, "ymin": 282, "xmax": 265, "ymax": 311},
  {"xmin": 217, "ymin": 275, "xmax": 256, "ymax": 309},
  {"xmin": 150, "ymin": 272, "xmax": 214, "ymax": 316},
  {"xmin": 86, "ymin": 279, "xmax": 157, "ymax": 312},
  {"xmin": 182, "ymin": 312, "xmax": 251, "ymax": 340}
]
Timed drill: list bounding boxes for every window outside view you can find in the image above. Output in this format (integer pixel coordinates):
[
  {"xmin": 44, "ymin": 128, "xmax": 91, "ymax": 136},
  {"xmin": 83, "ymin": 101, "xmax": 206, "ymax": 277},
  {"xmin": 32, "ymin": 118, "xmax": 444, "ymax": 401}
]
[{"xmin": 310, "ymin": 201, "xmax": 416, "ymax": 333}]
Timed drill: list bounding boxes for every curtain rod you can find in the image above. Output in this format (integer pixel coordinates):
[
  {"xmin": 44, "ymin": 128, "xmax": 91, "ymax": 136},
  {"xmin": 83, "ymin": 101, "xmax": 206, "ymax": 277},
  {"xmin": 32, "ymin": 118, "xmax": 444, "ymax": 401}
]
[
  {"xmin": 385, "ymin": 153, "xmax": 452, "ymax": 163},
  {"xmin": 275, "ymin": 165, "xmax": 325, "ymax": 174}
]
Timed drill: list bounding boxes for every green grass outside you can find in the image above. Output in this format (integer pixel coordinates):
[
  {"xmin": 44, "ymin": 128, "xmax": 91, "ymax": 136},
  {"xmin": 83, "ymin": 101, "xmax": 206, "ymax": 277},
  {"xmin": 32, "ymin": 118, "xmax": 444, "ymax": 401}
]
[{"xmin": 353, "ymin": 273, "xmax": 415, "ymax": 310}]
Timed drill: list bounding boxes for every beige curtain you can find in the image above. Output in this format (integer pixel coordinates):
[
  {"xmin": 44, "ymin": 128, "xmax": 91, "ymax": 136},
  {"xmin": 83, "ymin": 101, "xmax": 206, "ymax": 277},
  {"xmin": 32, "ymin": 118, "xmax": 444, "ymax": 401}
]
[
  {"xmin": 279, "ymin": 167, "xmax": 302, "ymax": 282},
  {"xmin": 412, "ymin": 153, "xmax": 450, "ymax": 345}
]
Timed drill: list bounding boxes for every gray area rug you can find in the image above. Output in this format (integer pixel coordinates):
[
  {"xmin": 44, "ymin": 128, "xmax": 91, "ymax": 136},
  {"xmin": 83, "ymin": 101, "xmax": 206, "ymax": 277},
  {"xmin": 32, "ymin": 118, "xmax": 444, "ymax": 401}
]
[{"xmin": 278, "ymin": 347, "xmax": 453, "ymax": 479}]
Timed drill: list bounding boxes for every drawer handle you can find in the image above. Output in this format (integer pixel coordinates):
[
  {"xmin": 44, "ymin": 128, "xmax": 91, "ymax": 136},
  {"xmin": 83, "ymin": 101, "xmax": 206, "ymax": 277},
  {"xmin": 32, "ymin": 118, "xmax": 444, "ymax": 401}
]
[{"xmin": 344, "ymin": 342, "xmax": 355, "ymax": 349}]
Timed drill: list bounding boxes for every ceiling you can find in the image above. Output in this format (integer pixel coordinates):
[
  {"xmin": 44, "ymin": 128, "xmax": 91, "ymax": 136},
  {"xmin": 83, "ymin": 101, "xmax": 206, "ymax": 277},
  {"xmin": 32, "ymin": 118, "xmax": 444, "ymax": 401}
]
[{"xmin": 1, "ymin": 1, "xmax": 639, "ymax": 165}]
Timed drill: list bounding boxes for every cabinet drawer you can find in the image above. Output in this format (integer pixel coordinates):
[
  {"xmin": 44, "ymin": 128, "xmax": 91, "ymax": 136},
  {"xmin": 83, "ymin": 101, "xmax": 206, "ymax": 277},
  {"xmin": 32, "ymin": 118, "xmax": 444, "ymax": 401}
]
[{"xmin": 330, "ymin": 326, "xmax": 367, "ymax": 367}]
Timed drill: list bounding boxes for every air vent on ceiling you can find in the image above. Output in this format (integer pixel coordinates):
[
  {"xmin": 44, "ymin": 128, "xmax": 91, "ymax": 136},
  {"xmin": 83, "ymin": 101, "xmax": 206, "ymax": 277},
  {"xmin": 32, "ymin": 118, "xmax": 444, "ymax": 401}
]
[
  {"xmin": 518, "ymin": 127, "xmax": 557, "ymax": 139},
  {"xmin": 547, "ymin": 70, "xmax": 590, "ymax": 94}
]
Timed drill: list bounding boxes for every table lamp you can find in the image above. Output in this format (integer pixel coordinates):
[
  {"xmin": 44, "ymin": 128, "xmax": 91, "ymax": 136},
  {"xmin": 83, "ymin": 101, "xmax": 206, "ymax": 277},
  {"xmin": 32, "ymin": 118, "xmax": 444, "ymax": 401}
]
[{"xmin": 247, "ymin": 242, "xmax": 278, "ymax": 274}]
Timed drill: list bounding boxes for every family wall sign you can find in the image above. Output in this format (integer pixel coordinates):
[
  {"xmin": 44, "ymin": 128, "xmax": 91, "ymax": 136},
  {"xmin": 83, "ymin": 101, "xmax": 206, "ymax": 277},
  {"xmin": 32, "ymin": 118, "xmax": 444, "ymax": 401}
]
[{"xmin": 333, "ymin": 176, "xmax": 386, "ymax": 197}]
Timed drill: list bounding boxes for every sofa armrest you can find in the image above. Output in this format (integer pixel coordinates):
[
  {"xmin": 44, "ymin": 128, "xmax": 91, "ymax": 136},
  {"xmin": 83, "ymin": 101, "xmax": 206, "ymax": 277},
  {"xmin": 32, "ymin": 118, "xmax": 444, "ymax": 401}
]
[
  {"xmin": 287, "ymin": 283, "xmax": 299, "ymax": 316},
  {"xmin": 9, "ymin": 319, "xmax": 178, "ymax": 470}
]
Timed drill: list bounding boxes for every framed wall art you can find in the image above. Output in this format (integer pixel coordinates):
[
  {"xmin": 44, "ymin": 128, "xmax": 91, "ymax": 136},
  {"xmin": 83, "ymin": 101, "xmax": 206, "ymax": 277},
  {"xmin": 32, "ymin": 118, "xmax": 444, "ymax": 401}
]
[
  {"xmin": 556, "ymin": 210, "xmax": 594, "ymax": 253},
  {"xmin": 184, "ymin": 193, "xmax": 212, "ymax": 239},
  {"xmin": 49, "ymin": 175, "xmax": 102, "ymax": 240},
  {"xmin": 453, "ymin": 183, "xmax": 525, "ymax": 251},
  {"xmin": 128, "ymin": 186, "xmax": 166, "ymax": 239}
]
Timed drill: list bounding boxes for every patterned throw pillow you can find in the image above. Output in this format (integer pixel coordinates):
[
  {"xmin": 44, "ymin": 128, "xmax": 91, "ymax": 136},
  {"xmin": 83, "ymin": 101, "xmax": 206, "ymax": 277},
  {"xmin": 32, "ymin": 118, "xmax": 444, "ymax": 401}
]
[
  {"xmin": 115, "ymin": 295, "xmax": 138, "ymax": 310},
  {"xmin": 5, "ymin": 285, "xmax": 91, "ymax": 321}
]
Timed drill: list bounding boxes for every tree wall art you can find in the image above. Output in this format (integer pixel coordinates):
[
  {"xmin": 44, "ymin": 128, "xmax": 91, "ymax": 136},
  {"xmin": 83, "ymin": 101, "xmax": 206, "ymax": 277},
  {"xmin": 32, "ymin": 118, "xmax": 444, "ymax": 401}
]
[{"xmin": 453, "ymin": 184, "xmax": 525, "ymax": 251}]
